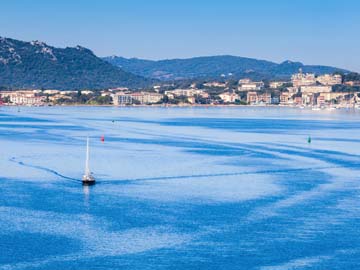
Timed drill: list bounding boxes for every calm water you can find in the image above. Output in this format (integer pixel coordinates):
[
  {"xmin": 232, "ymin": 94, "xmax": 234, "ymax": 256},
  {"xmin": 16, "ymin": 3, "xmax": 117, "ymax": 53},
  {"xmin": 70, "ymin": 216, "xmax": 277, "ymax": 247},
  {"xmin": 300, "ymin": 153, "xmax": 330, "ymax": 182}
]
[{"xmin": 1, "ymin": 106, "xmax": 360, "ymax": 270}]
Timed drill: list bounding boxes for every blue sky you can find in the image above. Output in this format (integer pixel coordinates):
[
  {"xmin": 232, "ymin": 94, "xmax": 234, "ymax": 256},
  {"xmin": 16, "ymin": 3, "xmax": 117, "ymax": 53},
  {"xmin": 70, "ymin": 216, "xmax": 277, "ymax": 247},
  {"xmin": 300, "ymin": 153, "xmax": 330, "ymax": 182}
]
[{"xmin": 1, "ymin": 0, "xmax": 359, "ymax": 71}]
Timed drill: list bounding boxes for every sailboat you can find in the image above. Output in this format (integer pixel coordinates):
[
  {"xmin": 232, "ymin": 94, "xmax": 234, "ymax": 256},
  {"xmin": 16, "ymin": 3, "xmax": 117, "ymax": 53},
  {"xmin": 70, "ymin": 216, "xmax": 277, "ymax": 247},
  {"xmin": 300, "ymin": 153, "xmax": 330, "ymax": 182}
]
[{"xmin": 82, "ymin": 137, "xmax": 96, "ymax": 185}]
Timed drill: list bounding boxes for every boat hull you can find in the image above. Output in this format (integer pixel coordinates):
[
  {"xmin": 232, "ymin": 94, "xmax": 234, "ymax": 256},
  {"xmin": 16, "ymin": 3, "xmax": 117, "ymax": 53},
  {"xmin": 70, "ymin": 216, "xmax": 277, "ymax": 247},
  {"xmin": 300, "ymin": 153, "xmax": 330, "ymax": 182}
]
[
  {"xmin": 82, "ymin": 180, "xmax": 96, "ymax": 186},
  {"xmin": 82, "ymin": 175, "xmax": 96, "ymax": 185}
]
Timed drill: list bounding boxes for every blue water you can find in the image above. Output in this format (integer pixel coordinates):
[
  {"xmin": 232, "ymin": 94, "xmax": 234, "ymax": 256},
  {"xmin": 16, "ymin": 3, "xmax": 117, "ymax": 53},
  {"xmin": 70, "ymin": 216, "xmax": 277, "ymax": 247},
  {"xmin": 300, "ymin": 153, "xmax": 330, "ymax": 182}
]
[{"xmin": 1, "ymin": 106, "xmax": 360, "ymax": 269}]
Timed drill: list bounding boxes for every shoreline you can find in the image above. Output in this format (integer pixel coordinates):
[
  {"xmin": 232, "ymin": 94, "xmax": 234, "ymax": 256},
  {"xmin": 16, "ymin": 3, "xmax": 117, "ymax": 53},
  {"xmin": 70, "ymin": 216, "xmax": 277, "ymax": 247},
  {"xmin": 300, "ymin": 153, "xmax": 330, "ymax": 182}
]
[{"xmin": 1, "ymin": 103, "xmax": 358, "ymax": 110}]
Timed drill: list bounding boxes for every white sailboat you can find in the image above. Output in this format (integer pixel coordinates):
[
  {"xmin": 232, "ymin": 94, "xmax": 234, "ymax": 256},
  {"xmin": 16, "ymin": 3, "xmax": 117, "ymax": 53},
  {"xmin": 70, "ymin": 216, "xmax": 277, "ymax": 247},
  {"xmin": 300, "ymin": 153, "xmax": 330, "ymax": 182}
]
[{"xmin": 82, "ymin": 137, "xmax": 95, "ymax": 185}]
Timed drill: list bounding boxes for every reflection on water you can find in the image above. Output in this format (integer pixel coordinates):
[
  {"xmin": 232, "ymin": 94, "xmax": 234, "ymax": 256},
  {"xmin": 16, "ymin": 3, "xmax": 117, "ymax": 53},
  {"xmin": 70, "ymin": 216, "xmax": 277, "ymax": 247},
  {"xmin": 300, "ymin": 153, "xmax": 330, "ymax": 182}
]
[{"xmin": 83, "ymin": 185, "xmax": 90, "ymax": 208}]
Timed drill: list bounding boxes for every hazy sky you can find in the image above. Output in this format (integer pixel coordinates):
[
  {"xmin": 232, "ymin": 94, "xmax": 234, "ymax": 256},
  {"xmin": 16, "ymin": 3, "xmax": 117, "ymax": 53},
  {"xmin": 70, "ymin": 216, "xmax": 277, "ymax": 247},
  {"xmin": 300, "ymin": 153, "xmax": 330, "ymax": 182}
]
[{"xmin": 1, "ymin": 0, "xmax": 359, "ymax": 71}]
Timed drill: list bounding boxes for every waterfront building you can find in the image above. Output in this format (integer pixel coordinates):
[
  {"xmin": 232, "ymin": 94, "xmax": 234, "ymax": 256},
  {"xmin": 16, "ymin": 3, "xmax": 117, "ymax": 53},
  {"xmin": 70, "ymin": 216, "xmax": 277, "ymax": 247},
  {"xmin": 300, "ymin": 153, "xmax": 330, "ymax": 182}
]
[
  {"xmin": 0, "ymin": 91, "xmax": 46, "ymax": 105},
  {"xmin": 280, "ymin": 92, "xmax": 290, "ymax": 104},
  {"xmin": 257, "ymin": 93, "xmax": 272, "ymax": 104},
  {"xmin": 113, "ymin": 91, "xmax": 163, "ymax": 105},
  {"xmin": 131, "ymin": 92, "xmax": 163, "ymax": 104},
  {"xmin": 219, "ymin": 92, "xmax": 240, "ymax": 103},
  {"xmin": 165, "ymin": 89, "xmax": 208, "ymax": 98},
  {"xmin": 113, "ymin": 92, "xmax": 132, "ymax": 105},
  {"xmin": 247, "ymin": 91, "xmax": 258, "ymax": 104}
]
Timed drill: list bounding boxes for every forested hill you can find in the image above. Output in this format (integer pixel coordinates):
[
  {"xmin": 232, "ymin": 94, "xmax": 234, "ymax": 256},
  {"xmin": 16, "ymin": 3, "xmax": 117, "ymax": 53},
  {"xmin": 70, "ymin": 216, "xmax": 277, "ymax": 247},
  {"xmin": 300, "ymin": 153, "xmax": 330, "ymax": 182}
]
[
  {"xmin": 0, "ymin": 37, "xmax": 150, "ymax": 90},
  {"xmin": 104, "ymin": 55, "xmax": 349, "ymax": 81}
]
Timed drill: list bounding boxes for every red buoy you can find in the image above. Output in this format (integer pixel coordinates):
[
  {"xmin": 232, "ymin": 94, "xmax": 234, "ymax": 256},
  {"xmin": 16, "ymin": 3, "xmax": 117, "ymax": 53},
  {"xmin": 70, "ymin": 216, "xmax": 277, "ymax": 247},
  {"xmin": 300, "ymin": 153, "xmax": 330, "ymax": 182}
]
[{"xmin": 100, "ymin": 135, "xmax": 105, "ymax": 142}]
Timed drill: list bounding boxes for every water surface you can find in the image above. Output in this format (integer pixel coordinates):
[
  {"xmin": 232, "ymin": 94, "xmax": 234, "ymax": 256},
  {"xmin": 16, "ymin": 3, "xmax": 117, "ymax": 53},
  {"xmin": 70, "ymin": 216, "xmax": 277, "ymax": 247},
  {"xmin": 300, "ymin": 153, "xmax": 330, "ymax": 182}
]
[{"xmin": 0, "ymin": 106, "xmax": 360, "ymax": 269}]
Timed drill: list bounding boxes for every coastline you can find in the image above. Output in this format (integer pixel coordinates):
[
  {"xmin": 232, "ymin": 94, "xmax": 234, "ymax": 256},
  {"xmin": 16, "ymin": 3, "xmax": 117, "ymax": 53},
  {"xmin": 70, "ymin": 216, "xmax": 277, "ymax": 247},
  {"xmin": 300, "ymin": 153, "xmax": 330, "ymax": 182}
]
[{"xmin": 2, "ymin": 103, "xmax": 359, "ymax": 110}]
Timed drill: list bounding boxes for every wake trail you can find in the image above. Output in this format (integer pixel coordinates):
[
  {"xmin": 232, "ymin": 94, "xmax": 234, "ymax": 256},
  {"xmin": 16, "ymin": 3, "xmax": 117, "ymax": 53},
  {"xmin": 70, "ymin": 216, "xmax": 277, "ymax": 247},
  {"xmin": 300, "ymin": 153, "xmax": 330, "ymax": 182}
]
[
  {"xmin": 100, "ymin": 165, "xmax": 342, "ymax": 184},
  {"xmin": 9, "ymin": 157, "xmax": 81, "ymax": 183},
  {"xmin": 8, "ymin": 158, "xmax": 345, "ymax": 186}
]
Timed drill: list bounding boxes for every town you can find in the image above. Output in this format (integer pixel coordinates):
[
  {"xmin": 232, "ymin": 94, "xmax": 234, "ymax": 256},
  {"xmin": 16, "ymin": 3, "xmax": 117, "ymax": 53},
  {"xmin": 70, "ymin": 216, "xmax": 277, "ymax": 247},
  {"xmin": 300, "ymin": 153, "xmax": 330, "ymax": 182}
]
[{"xmin": 1, "ymin": 69, "xmax": 360, "ymax": 109}]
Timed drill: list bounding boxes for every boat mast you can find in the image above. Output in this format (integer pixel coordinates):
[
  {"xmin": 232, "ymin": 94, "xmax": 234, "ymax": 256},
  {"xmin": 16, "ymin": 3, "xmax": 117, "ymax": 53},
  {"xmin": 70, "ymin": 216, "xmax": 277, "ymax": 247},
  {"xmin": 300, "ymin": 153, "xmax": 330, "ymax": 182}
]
[{"xmin": 85, "ymin": 137, "xmax": 90, "ymax": 176}]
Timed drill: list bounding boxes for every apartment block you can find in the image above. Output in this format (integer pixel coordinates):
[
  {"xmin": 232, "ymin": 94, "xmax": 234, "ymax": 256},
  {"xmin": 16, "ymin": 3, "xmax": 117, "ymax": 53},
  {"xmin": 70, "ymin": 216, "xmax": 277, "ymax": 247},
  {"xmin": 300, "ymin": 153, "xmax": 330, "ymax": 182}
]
[
  {"xmin": 291, "ymin": 70, "xmax": 316, "ymax": 88},
  {"xmin": 300, "ymin": 85, "xmax": 332, "ymax": 93},
  {"xmin": 113, "ymin": 92, "xmax": 163, "ymax": 105},
  {"xmin": 238, "ymin": 79, "xmax": 264, "ymax": 91},
  {"xmin": 316, "ymin": 74, "xmax": 342, "ymax": 86}
]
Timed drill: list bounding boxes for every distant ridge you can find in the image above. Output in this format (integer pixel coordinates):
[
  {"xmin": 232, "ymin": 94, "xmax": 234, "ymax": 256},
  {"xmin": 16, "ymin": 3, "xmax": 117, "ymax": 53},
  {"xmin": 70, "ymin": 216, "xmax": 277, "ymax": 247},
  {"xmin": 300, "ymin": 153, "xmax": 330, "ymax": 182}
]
[
  {"xmin": 0, "ymin": 37, "xmax": 151, "ymax": 90},
  {"xmin": 104, "ymin": 55, "xmax": 349, "ymax": 81}
]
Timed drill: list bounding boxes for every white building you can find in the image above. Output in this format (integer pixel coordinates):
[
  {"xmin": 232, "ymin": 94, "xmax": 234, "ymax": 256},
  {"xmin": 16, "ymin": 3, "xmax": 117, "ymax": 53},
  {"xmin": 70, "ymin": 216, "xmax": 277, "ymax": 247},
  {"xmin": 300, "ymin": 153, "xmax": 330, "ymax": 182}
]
[
  {"xmin": 300, "ymin": 85, "xmax": 332, "ymax": 93},
  {"xmin": 219, "ymin": 92, "xmax": 240, "ymax": 103},
  {"xmin": 238, "ymin": 79, "xmax": 264, "ymax": 91},
  {"xmin": 113, "ymin": 92, "xmax": 163, "ymax": 105},
  {"xmin": 0, "ymin": 91, "xmax": 46, "ymax": 105},
  {"xmin": 165, "ymin": 89, "xmax": 208, "ymax": 98},
  {"xmin": 316, "ymin": 74, "xmax": 342, "ymax": 86},
  {"xmin": 291, "ymin": 70, "xmax": 316, "ymax": 88},
  {"xmin": 113, "ymin": 92, "xmax": 132, "ymax": 105},
  {"xmin": 130, "ymin": 92, "xmax": 163, "ymax": 104}
]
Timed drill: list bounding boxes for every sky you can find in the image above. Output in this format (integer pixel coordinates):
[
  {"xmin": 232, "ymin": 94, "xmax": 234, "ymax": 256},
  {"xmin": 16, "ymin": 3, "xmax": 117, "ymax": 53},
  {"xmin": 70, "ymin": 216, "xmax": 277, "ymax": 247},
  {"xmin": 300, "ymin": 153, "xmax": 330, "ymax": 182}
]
[{"xmin": 0, "ymin": 0, "xmax": 359, "ymax": 71}]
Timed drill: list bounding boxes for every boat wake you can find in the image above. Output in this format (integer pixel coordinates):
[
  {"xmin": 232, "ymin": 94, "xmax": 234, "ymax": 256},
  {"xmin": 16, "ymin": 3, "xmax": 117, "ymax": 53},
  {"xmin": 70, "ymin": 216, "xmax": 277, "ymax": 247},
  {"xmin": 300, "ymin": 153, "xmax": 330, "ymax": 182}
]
[
  {"xmin": 7, "ymin": 157, "xmax": 341, "ymax": 186},
  {"xmin": 100, "ymin": 165, "xmax": 341, "ymax": 184},
  {"xmin": 9, "ymin": 157, "xmax": 81, "ymax": 183}
]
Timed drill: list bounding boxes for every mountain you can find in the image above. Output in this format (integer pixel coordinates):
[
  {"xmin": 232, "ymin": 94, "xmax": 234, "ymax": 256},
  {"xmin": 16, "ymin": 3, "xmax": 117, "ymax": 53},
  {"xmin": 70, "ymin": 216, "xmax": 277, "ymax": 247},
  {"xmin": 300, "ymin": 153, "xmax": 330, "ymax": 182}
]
[
  {"xmin": 0, "ymin": 37, "xmax": 150, "ymax": 90},
  {"xmin": 104, "ymin": 55, "xmax": 349, "ymax": 81}
]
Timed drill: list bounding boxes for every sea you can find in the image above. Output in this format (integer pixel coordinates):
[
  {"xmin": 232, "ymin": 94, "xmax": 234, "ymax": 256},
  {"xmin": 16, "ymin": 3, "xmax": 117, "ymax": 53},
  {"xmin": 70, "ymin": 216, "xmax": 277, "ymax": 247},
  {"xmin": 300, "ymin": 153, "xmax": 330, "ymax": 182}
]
[{"xmin": 0, "ymin": 106, "xmax": 359, "ymax": 270}]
